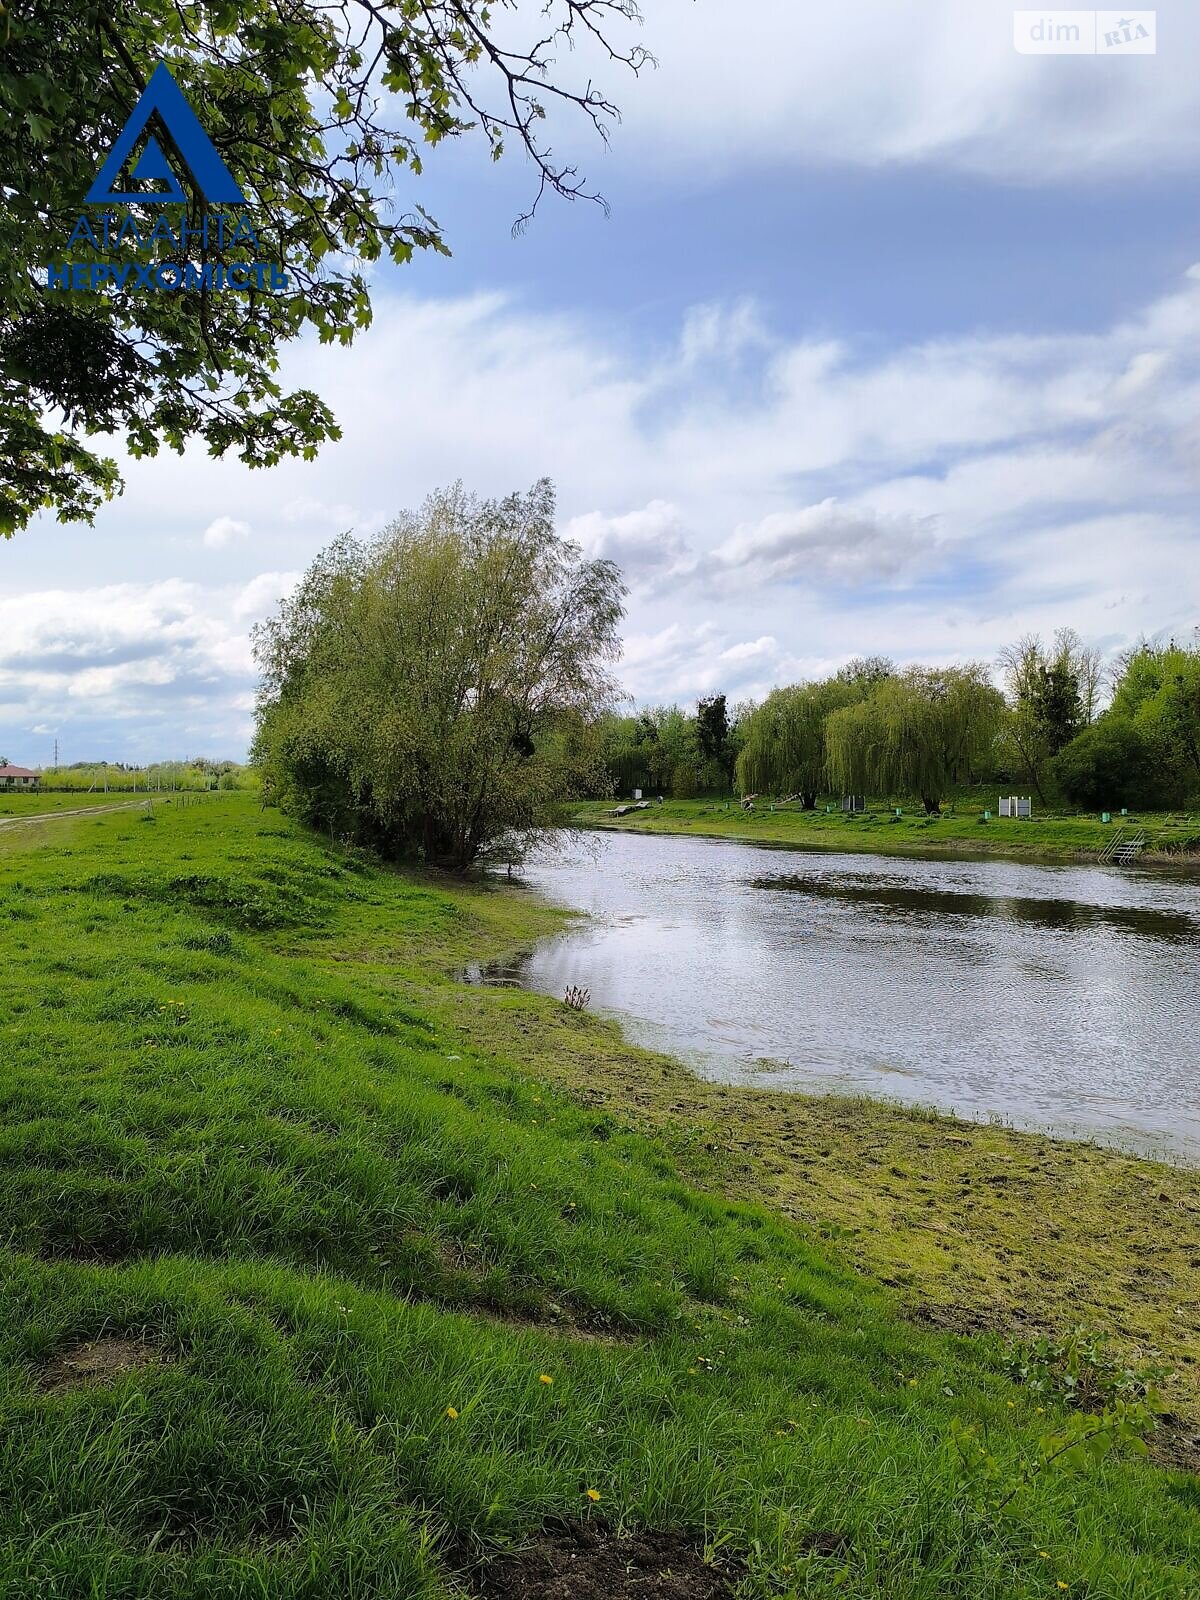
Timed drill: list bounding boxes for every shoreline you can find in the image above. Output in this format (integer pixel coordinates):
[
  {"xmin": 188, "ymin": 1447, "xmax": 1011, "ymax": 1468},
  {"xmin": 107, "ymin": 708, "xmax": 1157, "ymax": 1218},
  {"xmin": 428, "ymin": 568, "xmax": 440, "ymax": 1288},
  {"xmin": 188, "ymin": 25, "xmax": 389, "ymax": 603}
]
[
  {"xmin": 466, "ymin": 932, "xmax": 1200, "ymax": 1172},
  {"xmin": 571, "ymin": 799, "xmax": 1200, "ymax": 868},
  {"xmin": 430, "ymin": 868, "xmax": 1200, "ymax": 1449}
]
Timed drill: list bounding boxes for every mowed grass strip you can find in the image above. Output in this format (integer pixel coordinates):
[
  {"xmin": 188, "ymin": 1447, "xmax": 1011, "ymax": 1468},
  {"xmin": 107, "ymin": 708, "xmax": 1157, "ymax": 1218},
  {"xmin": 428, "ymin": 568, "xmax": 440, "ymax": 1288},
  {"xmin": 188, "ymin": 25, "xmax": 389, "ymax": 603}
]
[{"xmin": 0, "ymin": 796, "xmax": 1195, "ymax": 1598}]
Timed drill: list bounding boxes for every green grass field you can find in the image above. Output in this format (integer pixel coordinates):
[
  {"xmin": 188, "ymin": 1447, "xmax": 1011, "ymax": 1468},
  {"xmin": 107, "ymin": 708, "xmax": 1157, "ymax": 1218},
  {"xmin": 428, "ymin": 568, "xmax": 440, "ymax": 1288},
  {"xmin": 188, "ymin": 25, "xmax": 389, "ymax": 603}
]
[
  {"xmin": 571, "ymin": 798, "xmax": 1200, "ymax": 862},
  {"xmin": 0, "ymin": 796, "xmax": 1196, "ymax": 1597},
  {"xmin": 0, "ymin": 792, "xmax": 170, "ymax": 819}
]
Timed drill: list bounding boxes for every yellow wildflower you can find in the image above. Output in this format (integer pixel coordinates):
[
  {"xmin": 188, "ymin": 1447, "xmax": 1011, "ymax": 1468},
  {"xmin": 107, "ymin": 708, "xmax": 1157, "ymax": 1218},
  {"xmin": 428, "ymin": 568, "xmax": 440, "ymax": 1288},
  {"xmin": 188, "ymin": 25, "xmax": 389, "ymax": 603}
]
[
  {"xmin": 586, "ymin": 1488, "xmax": 601, "ymax": 1503},
  {"xmin": 445, "ymin": 1406, "xmax": 459, "ymax": 1420},
  {"xmin": 539, "ymin": 1374, "xmax": 553, "ymax": 1386}
]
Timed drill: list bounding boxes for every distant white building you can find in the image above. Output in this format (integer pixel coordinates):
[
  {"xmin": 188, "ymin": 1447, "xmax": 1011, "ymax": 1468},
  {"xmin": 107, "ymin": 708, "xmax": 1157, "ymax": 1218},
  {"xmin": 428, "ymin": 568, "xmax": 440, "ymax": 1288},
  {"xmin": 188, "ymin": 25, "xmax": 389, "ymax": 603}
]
[{"xmin": 0, "ymin": 765, "xmax": 40, "ymax": 791}]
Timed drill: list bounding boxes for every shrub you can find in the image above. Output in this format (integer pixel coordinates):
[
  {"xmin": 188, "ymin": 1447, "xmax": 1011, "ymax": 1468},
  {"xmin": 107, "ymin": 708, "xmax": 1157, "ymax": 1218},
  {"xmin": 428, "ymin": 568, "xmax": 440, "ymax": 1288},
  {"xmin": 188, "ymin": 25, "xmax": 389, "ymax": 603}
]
[
  {"xmin": 1053, "ymin": 717, "xmax": 1167, "ymax": 810},
  {"xmin": 671, "ymin": 762, "xmax": 698, "ymax": 800}
]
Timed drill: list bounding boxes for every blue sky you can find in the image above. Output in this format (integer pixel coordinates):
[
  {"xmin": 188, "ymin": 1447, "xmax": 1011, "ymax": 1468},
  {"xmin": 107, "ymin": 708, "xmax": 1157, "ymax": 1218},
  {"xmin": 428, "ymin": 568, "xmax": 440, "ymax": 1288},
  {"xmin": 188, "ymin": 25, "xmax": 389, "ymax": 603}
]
[{"xmin": 3, "ymin": 0, "xmax": 1199, "ymax": 763}]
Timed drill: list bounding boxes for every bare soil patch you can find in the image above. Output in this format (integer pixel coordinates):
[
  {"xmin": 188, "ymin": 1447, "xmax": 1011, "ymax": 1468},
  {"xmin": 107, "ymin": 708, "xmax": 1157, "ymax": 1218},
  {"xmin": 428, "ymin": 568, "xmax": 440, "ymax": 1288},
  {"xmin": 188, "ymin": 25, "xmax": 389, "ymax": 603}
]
[
  {"xmin": 37, "ymin": 1336, "xmax": 164, "ymax": 1393},
  {"xmin": 469, "ymin": 1306, "xmax": 633, "ymax": 1347},
  {"xmin": 469, "ymin": 1520, "xmax": 739, "ymax": 1600},
  {"xmin": 907, "ymin": 1299, "xmax": 1051, "ymax": 1343},
  {"xmin": 1151, "ymin": 1414, "xmax": 1200, "ymax": 1475}
]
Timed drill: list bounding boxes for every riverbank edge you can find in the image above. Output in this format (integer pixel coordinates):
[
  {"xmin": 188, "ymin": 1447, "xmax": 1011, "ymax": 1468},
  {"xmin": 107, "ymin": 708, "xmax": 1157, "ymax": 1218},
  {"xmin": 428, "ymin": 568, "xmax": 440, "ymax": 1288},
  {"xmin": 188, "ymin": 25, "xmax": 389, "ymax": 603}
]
[
  {"xmin": 400, "ymin": 868, "xmax": 1200, "ymax": 1452},
  {"xmin": 572, "ymin": 806, "xmax": 1200, "ymax": 867}
]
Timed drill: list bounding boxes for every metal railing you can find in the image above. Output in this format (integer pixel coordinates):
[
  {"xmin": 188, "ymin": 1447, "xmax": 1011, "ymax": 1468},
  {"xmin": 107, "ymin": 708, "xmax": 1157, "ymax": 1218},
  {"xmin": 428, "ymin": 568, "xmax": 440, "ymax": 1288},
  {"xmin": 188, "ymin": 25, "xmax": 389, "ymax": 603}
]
[{"xmin": 1099, "ymin": 827, "xmax": 1146, "ymax": 864}]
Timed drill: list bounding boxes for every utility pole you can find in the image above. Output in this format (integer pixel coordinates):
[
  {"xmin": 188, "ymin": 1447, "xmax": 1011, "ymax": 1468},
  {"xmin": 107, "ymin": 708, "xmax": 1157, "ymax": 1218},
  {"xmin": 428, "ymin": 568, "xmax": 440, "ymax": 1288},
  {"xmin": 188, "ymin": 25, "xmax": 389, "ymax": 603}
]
[{"xmin": 53, "ymin": 737, "xmax": 58, "ymax": 772}]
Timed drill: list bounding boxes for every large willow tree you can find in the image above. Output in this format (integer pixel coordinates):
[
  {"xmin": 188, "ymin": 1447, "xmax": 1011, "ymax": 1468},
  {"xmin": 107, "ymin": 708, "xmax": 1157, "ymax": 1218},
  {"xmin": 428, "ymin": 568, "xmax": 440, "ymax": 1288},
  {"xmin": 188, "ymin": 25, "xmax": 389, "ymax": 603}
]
[
  {"xmin": 253, "ymin": 480, "xmax": 625, "ymax": 869},
  {"xmin": 825, "ymin": 665, "xmax": 1004, "ymax": 813},
  {"xmin": 736, "ymin": 679, "xmax": 860, "ymax": 806}
]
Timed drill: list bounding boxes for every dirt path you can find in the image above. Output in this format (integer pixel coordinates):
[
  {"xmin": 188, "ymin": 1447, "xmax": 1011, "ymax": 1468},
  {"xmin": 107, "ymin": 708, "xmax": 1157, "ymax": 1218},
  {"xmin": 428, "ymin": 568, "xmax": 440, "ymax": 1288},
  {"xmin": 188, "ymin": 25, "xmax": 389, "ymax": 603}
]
[{"xmin": 0, "ymin": 798, "xmax": 165, "ymax": 829}]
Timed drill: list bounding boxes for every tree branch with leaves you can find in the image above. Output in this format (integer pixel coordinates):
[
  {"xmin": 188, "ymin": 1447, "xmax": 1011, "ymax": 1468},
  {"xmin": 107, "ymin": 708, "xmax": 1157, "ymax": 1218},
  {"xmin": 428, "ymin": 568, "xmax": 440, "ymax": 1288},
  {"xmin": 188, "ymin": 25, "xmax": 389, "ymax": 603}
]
[{"xmin": 0, "ymin": 0, "xmax": 649, "ymax": 536}]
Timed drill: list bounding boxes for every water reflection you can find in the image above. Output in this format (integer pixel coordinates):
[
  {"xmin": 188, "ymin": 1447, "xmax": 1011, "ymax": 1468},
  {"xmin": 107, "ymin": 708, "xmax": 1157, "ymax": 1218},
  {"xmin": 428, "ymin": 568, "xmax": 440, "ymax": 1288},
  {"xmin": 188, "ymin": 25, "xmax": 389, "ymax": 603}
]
[
  {"xmin": 752, "ymin": 872, "xmax": 1199, "ymax": 940},
  {"xmin": 483, "ymin": 831, "xmax": 1200, "ymax": 1161}
]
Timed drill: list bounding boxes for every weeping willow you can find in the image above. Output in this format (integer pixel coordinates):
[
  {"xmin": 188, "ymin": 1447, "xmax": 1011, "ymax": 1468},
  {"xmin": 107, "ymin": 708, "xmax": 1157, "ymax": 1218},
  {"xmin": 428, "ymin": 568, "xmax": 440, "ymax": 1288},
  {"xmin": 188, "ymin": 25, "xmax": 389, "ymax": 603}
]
[
  {"xmin": 736, "ymin": 680, "xmax": 859, "ymax": 804},
  {"xmin": 825, "ymin": 665, "xmax": 1004, "ymax": 813}
]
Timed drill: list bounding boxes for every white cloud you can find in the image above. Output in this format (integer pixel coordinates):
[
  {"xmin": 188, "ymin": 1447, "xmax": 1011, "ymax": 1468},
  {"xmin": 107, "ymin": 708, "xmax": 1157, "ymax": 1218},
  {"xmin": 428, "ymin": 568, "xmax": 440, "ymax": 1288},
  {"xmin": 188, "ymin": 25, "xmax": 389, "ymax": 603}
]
[
  {"xmin": 619, "ymin": 621, "xmax": 724, "ymax": 698},
  {"xmin": 565, "ymin": 500, "xmax": 696, "ymax": 590},
  {"xmin": 202, "ymin": 516, "xmax": 252, "ymax": 549},
  {"xmin": 8, "ymin": 259, "xmax": 1200, "ymax": 742},
  {"xmin": 615, "ymin": 0, "xmax": 1200, "ymax": 183},
  {"xmin": 280, "ymin": 495, "xmax": 362, "ymax": 531},
  {"xmin": 0, "ymin": 576, "xmax": 294, "ymax": 760},
  {"xmin": 720, "ymin": 636, "xmax": 777, "ymax": 665},
  {"xmin": 232, "ymin": 571, "xmax": 301, "ymax": 622},
  {"xmin": 708, "ymin": 501, "xmax": 937, "ymax": 588},
  {"xmin": 678, "ymin": 301, "xmax": 769, "ymax": 368}
]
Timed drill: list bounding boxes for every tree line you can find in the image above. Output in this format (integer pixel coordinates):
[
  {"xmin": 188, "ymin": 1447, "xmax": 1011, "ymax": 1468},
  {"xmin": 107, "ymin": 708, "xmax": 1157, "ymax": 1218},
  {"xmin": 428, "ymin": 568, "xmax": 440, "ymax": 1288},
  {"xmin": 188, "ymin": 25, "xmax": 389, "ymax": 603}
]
[
  {"xmin": 597, "ymin": 628, "xmax": 1200, "ymax": 814},
  {"xmin": 23, "ymin": 759, "xmax": 254, "ymax": 793},
  {"xmin": 253, "ymin": 477, "xmax": 1198, "ymax": 871}
]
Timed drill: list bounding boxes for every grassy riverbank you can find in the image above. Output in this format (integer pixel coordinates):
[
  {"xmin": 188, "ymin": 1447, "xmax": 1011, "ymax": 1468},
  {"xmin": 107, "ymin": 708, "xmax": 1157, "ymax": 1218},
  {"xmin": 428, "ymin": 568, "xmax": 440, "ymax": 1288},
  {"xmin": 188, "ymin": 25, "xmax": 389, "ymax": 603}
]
[
  {"xmin": 571, "ymin": 798, "xmax": 1200, "ymax": 862},
  {"xmin": 451, "ymin": 978, "xmax": 1200, "ymax": 1454},
  {"xmin": 0, "ymin": 796, "xmax": 1196, "ymax": 1597}
]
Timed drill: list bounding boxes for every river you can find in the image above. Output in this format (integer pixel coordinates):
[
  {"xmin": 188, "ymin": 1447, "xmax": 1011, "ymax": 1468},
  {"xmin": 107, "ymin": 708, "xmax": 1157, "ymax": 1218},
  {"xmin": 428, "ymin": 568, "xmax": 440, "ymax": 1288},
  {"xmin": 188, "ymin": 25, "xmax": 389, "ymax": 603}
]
[{"xmin": 476, "ymin": 829, "xmax": 1200, "ymax": 1161}]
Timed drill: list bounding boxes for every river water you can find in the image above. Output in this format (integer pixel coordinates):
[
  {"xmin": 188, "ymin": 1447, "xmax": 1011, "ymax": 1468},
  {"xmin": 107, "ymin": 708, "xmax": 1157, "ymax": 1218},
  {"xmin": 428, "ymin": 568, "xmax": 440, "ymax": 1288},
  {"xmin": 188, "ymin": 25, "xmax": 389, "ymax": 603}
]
[{"xmin": 480, "ymin": 830, "xmax": 1200, "ymax": 1161}]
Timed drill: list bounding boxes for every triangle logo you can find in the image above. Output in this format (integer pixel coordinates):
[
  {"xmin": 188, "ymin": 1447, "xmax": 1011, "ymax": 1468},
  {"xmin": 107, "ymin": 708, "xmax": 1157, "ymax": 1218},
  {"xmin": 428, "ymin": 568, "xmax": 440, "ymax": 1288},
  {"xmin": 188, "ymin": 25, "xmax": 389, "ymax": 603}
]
[
  {"xmin": 86, "ymin": 61, "xmax": 246, "ymax": 206},
  {"xmin": 128, "ymin": 135, "xmax": 187, "ymax": 202}
]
